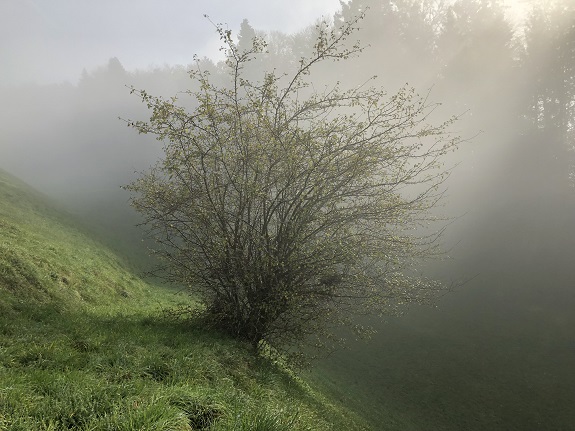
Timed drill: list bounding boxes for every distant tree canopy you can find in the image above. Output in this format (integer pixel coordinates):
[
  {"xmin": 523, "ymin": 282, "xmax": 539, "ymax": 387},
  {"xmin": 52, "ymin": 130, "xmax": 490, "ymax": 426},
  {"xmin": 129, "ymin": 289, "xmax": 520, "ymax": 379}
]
[
  {"xmin": 523, "ymin": 3, "xmax": 575, "ymax": 129},
  {"xmin": 125, "ymin": 13, "xmax": 461, "ymax": 362}
]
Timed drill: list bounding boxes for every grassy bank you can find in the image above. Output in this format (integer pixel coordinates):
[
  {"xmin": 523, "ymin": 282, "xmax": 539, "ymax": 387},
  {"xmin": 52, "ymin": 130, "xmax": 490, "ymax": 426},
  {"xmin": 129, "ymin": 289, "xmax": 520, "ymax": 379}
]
[{"xmin": 0, "ymin": 168, "xmax": 370, "ymax": 430}]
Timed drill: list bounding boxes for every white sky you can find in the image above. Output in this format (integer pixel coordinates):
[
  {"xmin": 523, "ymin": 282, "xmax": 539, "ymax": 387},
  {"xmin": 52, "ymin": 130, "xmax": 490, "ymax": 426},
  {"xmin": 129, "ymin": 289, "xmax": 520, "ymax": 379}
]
[
  {"xmin": 0, "ymin": 0, "xmax": 342, "ymax": 87},
  {"xmin": 0, "ymin": 0, "xmax": 531, "ymax": 88}
]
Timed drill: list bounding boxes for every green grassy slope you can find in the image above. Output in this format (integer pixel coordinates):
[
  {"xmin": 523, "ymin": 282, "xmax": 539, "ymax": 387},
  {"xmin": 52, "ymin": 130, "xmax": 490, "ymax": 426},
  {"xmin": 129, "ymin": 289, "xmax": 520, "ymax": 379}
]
[{"xmin": 0, "ymin": 168, "xmax": 370, "ymax": 431}]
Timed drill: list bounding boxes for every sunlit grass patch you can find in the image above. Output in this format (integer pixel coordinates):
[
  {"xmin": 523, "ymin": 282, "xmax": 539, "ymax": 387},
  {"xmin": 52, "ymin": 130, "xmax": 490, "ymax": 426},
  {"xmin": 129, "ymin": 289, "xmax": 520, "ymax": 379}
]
[{"xmin": 0, "ymin": 303, "xmax": 365, "ymax": 430}]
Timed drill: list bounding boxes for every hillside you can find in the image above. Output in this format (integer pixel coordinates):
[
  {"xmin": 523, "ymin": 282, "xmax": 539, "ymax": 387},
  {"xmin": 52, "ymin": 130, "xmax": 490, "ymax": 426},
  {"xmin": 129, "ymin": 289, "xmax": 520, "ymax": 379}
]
[{"xmin": 0, "ymin": 168, "xmax": 369, "ymax": 430}]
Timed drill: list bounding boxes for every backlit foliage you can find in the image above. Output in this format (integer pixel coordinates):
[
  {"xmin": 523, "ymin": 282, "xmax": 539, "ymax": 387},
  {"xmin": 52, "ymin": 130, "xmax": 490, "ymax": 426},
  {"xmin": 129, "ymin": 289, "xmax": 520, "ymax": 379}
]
[{"xmin": 126, "ymin": 13, "xmax": 460, "ymax": 362}]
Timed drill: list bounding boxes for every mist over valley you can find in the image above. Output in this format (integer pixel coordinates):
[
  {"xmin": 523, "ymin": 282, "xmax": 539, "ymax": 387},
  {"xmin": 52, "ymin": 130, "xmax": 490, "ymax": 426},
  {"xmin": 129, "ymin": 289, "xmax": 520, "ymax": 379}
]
[{"xmin": 1, "ymin": 1, "xmax": 575, "ymax": 429}]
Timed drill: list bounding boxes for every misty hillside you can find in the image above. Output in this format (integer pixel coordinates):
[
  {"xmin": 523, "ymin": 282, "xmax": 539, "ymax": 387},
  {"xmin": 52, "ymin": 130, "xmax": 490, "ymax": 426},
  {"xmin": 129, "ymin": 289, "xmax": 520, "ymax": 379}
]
[
  {"xmin": 0, "ymin": 168, "xmax": 369, "ymax": 430},
  {"xmin": 3, "ymin": 0, "xmax": 575, "ymax": 429},
  {"xmin": 0, "ymin": 167, "xmax": 152, "ymax": 310}
]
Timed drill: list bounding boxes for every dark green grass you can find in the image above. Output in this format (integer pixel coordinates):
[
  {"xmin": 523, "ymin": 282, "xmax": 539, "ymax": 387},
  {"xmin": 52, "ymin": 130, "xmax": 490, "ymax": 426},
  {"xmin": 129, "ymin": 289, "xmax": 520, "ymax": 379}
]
[
  {"xmin": 0, "ymin": 168, "xmax": 370, "ymax": 431},
  {"xmin": 314, "ymin": 285, "xmax": 575, "ymax": 430},
  {"xmin": 311, "ymin": 197, "xmax": 575, "ymax": 431}
]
